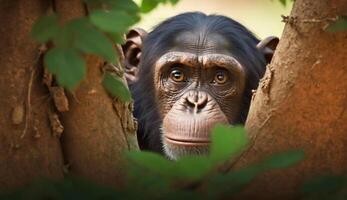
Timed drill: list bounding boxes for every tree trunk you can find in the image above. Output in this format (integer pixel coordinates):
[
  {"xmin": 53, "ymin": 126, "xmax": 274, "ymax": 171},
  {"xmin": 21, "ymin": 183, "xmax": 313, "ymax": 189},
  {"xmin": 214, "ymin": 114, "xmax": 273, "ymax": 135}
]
[
  {"xmin": 0, "ymin": 0, "xmax": 137, "ymax": 190},
  {"xmin": 0, "ymin": 0, "xmax": 64, "ymax": 190},
  {"xmin": 236, "ymin": 0, "xmax": 347, "ymax": 199}
]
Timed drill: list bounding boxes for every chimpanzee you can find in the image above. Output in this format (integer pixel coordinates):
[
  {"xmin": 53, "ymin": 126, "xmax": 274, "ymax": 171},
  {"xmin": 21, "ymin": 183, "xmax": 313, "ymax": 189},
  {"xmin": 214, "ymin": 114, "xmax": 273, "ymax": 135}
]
[{"xmin": 122, "ymin": 12, "xmax": 278, "ymax": 160}]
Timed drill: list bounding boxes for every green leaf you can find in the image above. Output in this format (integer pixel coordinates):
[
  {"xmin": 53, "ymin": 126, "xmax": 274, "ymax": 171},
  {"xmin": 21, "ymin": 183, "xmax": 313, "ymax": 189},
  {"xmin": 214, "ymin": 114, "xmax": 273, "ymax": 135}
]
[
  {"xmin": 102, "ymin": 72, "xmax": 132, "ymax": 101},
  {"xmin": 260, "ymin": 149, "xmax": 305, "ymax": 169},
  {"xmin": 126, "ymin": 151, "xmax": 174, "ymax": 177},
  {"xmin": 70, "ymin": 19, "xmax": 116, "ymax": 63},
  {"xmin": 108, "ymin": 32, "xmax": 126, "ymax": 44},
  {"xmin": 168, "ymin": 0, "xmax": 179, "ymax": 5},
  {"xmin": 31, "ymin": 14, "xmax": 60, "ymax": 43},
  {"xmin": 108, "ymin": 0, "xmax": 139, "ymax": 14},
  {"xmin": 175, "ymin": 156, "xmax": 213, "ymax": 180},
  {"xmin": 83, "ymin": 0, "xmax": 139, "ymax": 14},
  {"xmin": 90, "ymin": 10, "xmax": 140, "ymax": 33},
  {"xmin": 208, "ymin": 165, "xmax": 262, "ymax": 197},
  {"xmin": 279, "ymin": 0, "xmax": 287, "ymax": 6},
  {"xmin": 140, "ymin": 0, "xmax": 161, "ymax": 13},
  {"xmin": 44, "ymin": 48, "xmax": 86, "ymax": 90},
  {"xmin": 301, "ymin": 175, "xmax": 346, "ymax": 194},
  {"xmin": 209, "ymin": 125, "xmax": 249, "ymax": 163},
  {"xmin": 326, "ymin": 16, "xmax": 347, "ymax": 32}
]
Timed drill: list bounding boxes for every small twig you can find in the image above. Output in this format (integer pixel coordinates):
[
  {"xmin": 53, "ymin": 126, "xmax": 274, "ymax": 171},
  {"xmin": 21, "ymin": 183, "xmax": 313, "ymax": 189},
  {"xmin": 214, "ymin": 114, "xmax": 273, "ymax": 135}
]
[
  {"xmin": 20, "ymin": 67, "xmax": 36, "ymax": 139},
  {"xmin": 20, "ymin": 45, "xmax": 46, "ymax": 139}
]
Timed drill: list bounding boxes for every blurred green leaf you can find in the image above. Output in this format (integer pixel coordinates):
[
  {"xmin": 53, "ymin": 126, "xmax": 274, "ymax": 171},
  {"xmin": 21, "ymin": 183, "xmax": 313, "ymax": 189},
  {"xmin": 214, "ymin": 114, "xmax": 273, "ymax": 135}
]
[
  {"xmin": 208, "ymin": 165, "xmax": 261, "ymax": 197},
  {"xmin": 108, "ymin": 0, "xmax": 140, "ymax": 14},
  {"xmin": 279, "ymin": 0, "xmax": 287, "ymax": 6},
  {"xmin": 53, "ymin": 23, "xmax": 74, "ymax": 49},
  {"xmin": 301, "ymin": 175, "xmax": 346, "ymax": 195},
  {"xmin": 90, "ymin": 10, "xmax": 140, "ymax": 33},
  {"xmin": 102, "ymin": 72, "xmax": 132, "ymax": 101},
  {"xmin": 31, "ymin": 14, "xmax": 60, "ymax": 43},
  {"xmin": 260, "ymin": 149, "xmax": 304, "ymax": 169},
  {"xmin": 169, "ymin": 0, "xmax": 179, "ymax": 5},
  {"xmin": 69, "ymin": 18, "xmax": 117, "ymax": 63},
  {"xmin": 209, "ymin": 125, "xmax": 249, "ymax": 163},
  {"xmin": 108, "ymin": 32, "xmax": 126, "ymax": 44},
  {"xmin": 175, "ymin": 156, "xmax": 213, "ymax": 180},
  {"xmin": 140, "ymin": 0, "xmax": 161, "ymax": 13},
  {"xmin": 126, "ymin": 151, "xmax": 174, "ymax": 177},
  {"xmin": 51, "ymin": 18, "xmax": 117, "ymax": 63},
  {"xmin": 44, "ymin": 48, "xmax": 86, "ymax": 90},
  {"xmin": 326, "ymin": 16, "xmax": 347, "ymax": 32},
  {"xmin": 83, "ymin": 0, "xmax": 139, "ymax": 13}
]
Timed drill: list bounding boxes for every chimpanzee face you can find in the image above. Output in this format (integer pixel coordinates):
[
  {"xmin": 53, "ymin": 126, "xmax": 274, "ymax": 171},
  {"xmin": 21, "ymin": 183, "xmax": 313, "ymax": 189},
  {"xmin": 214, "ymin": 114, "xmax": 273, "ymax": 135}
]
[
  {"xmin": 152, "ymin": 31, "xmax": 246, "ymax": 159},
  {"xmin": 122, "ymin": 12, "xmax": 278, "ymax": 160}
]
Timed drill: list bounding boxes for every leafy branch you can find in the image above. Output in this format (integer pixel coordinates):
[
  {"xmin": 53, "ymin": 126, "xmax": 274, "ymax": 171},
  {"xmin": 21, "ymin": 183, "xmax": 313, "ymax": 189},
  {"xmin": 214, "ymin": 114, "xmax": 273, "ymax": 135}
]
[
  {"xmin": 2, "ymin": 125, "xmax": 306, "ymax": 199},
  {"xmin": 31, "ymin": 0, "xmax": 178, "ymax": 101}
]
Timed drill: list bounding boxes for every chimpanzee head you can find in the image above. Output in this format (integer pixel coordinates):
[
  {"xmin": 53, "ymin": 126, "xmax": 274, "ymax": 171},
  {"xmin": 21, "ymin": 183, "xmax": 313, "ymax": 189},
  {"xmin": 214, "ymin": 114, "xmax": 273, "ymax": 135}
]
[{"xmin": 122, "ymin": 12, "xmax": 278, "ymax": 160}]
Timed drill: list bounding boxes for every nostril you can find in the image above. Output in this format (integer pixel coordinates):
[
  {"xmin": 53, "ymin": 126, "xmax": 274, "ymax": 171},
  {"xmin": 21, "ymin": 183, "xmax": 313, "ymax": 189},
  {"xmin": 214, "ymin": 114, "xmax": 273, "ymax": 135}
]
[
  {"xmin": 186, "ymin": 97, "xmax": 196, "ymax": 108},
  {"xmin": 185, "ymin": 91, "xmax": 208, "ymax": 110},
  {"xmin": 196, "ymin": 93, "xmax": 208, "ymax": 109}
]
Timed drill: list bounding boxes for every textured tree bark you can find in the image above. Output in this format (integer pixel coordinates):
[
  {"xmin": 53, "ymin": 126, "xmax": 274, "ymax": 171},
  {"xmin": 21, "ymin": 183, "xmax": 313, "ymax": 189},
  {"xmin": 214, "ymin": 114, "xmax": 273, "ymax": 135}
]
[
  {"xmin": 0, "ymin": 0, "xmax": 64, "ymax": 190},
  {"xmin": 0, "ymin": 0, "xmax": 138, "ymax": 190},
  {"xmin": 55, "ymin": 0, "xmax": 138, "ymax": 187},
  {"xmin": 236, "ymin": 0, "xmax": 347, "ymax": 199}
]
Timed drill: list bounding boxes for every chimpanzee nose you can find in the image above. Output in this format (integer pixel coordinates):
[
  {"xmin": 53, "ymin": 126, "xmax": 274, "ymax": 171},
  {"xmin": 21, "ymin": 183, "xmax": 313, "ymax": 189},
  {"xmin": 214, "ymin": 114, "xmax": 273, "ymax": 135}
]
[{"xmin": 185, "ymin": 91, "xmax": 208, "ymax": 112}]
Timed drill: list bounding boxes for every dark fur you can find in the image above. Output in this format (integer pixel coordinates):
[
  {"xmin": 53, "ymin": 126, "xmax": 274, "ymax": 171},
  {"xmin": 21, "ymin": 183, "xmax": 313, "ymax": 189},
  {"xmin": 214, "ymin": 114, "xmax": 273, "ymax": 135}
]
[{"xmin": 129, "ymin": 12, "xmax": 267, "ymax": 153}]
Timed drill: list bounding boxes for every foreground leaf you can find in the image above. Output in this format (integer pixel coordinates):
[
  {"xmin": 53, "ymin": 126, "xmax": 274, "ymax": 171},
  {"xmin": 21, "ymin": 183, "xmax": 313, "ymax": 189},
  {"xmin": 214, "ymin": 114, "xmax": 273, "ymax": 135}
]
[
  {"xmin": 102, "ymin": 72, "xmax": 132, "ymax": 101},
  {"xmin": 44, "ymin": 48, "xmax": 86, "ymax": 90},
  {"xmin": 141, "ymin": 0, "xmax": 161, "ymax": 13},
  {"xmin": 70, "ymin": 19, "xmax": 116, "ymax": 63},
  {"xmin": 31, "ymin": 14, "xmax": 60, "ymax": 43},
  {"xmin": 90, "ymin": 10, "xmax": 140, "ymax": 33},
  {"xmin": 326, "ymin": 16, "xmax": 347, "ymax": 32},
  {"xmin": 175, "ymin": 156, "xmax": 213, "ymax": 180},
  {"xmin": 209, "ymin": 125, "xmax": 249, "ymax": 163},
  {"xmin": 260, "ymin": 149, "xmax": 305, "ymax": 169},
  {"xmin": 301, "ymin": 175, "xmax": 346, "ymax": 195},
  {"xmin": 126, "ymin": 151, "xmax": 174, "ymax": 177},
  {"xmin": 208, "ymin": 165, "xmax": 261, "ymax": 197}
]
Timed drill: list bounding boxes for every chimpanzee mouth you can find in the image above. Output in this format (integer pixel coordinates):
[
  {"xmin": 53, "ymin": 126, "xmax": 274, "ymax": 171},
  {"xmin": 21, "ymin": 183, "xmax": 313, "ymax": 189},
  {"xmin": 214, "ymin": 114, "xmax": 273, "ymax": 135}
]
[{"xmin": 164, "ymin": 135, "xmax": 210, "ymax": 146}]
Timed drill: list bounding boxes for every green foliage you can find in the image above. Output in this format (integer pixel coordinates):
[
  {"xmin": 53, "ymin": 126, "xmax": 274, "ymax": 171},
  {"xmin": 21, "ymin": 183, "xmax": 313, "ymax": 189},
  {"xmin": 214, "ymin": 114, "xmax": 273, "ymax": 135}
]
[
  {"xmin": 31, "ymin": 0, "xmax": 173, "ymax": 99},
  {"xmin": 44, "ymin": 48, "xmax": 86, "ymax": 90},
  {"xmin": 140, "ymin": 0, "xmax": 179, "ymax": 13},
  {"xmin": 210, "ymin": 125, "xmax": 248, "ymax": 162},
  {"xmin": 272, "ymin": 0, "xmax": 293, "ymax": 7},
  {"xmin": 31, "ymin": 14, "xmax": 60, "ymax": 43},
  {"xmin": 326, "ymin": 16, "xmax": 347, "ymax": 33},
  {"xmin": 0, "ymin": 177, "xmax": 122, "ymax": 200},
  {"xmin": 89, "ymin": 10, "xmax": 140, "ymax": 33},
  {"xmin": 260, "ymin": 149, "xmax": 304, "ymax": 169},
  {"xmin": 125, "ymin": 125, "xmax": 305, "ymax": 199},
  {"xmin": 69, "ymin": 18, "xmax": 117, "ymax": 63},
  {"xmin": 2, "ymin": 125, "xmax": 308, "ymax": 200},
  {"xmin": 301, "ymin": 175, "xmax": 347, "ymax": 200},
  {"xmin": 102, "ymin": 72, "xmax": 132, "ymax": 101}
]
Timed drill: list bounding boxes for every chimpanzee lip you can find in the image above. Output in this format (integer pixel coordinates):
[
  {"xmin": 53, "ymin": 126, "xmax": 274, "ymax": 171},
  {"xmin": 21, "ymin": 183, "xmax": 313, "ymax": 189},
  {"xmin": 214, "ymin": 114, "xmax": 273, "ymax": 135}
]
[{"xmin": 164, "ymin": 135, "xmax": 210, "ymax": 146}]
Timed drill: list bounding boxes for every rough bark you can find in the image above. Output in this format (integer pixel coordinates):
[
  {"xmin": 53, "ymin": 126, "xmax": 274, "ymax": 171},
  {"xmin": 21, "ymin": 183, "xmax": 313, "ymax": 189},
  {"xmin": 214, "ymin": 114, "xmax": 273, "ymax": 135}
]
[
  {"xmin": 236, "ymin": 0, "xmax": 347, "ymax": 199},
  {"xmin": 0, "ymin": 0, "xmax": 64, "ymax": 190},
  {"xmin": 51, "ymin": 0, "xmax": 138, "ymax": 187},
  {"xmin": 0, "ymin": 0, "xmax": 138, "ymax": 190}
]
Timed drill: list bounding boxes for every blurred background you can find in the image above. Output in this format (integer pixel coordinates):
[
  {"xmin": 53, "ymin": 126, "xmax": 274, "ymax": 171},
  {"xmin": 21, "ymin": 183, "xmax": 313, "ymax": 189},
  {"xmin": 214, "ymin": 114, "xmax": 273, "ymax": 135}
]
[{"xmin": 134, "ymin": 0, "xmax": 293, "ymax": 39}]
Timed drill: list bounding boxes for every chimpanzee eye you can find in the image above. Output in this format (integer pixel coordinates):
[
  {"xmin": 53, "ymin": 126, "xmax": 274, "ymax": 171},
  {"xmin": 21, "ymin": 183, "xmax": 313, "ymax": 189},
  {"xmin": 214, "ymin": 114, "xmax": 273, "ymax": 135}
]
[
  {"xmin": 213, "ymin": 70, "xmax": 228, "ymax": 84},
  {"xmin": 170, "ymin": 69, "xmax": 185, "ymax": 82}
]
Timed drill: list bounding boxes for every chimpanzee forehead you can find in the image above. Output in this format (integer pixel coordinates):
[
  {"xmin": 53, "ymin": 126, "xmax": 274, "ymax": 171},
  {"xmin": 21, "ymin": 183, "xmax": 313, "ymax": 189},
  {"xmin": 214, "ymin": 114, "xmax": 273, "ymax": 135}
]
[
  {"xmin": 155, "ymin": 51, "xmax": 243, "ymax": 73},
  {"xmin": 171, "ymin": 31, "xmax": 232, "ymax": 55}
]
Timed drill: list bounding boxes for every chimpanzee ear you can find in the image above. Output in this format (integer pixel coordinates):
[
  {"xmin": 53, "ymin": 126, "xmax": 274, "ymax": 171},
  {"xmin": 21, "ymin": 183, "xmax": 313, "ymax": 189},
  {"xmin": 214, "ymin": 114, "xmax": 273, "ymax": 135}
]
[
  {"xmin": 256, "ymin": 36, "xmax": 279, "ymax": 64},
  {"xmin": 122, "ymin": 28, "xmax": 148, "ymax": 84}
]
